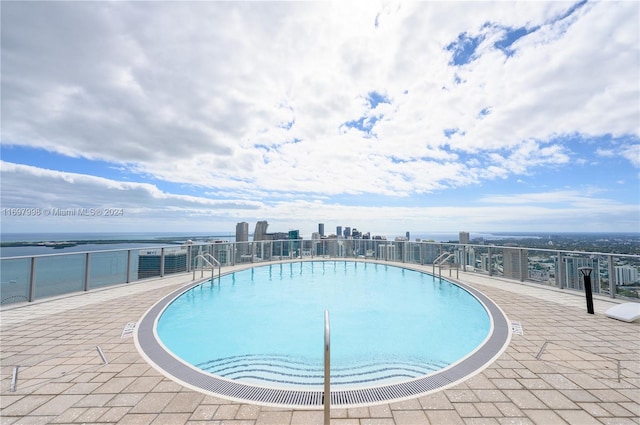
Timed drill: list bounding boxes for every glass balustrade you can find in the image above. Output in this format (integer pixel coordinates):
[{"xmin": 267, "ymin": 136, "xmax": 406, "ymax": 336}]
[{"xmin": 1, "ymin": 240, "xmax": 638, "ymax": 305}]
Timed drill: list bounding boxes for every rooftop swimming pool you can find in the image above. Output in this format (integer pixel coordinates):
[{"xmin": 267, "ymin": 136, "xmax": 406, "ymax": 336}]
[{"xmin": 136, "ymin": 260, "xmax": 510, "ymax": 407}]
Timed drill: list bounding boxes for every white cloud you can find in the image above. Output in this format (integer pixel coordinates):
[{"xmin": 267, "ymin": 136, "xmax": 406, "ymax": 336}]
[
  {"xmin": 2, "ymin": 161, "xmax": 637, "ymax": 235},
  {"xmin": 621, "ymin": 144, "xmax": 640, "ymax": 167},
  {"xmin": 479, "ymin": 189, "xmax": 607, "ymax": 206},
  {"xmin": 1, "ymin": 1, "xmax": 638, "ymax": 234},
  {"xmin": 3, "ymin": 2, "xmax": 638, "ymax": 191},
  {"xmin": 0, "ymin": 161, "xmax": 263, "ymax": 212}
]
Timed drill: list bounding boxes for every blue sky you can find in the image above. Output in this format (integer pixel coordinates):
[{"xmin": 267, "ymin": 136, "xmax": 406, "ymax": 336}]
[{"xmin": 1, "ymin": 1, "xmax": 639, "ymax": 237}]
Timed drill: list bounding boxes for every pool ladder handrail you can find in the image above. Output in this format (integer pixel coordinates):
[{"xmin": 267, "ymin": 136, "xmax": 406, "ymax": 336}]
[
  {"xmin": 192, "ymin": 253, "xmax": 221, "ymax": 283},
  {"xmin": 433, "ymin": 253, "xmax": 459, "ymax": 279},
  {"xmin": 324, "ymin": 309, "xmax": 330, "ymax": 425}
]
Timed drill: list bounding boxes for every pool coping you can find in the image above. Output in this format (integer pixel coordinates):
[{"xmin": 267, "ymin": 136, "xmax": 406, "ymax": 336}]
[{"xmin": 134, "ymin": 260, "xmax": 511, "ymax": 408}]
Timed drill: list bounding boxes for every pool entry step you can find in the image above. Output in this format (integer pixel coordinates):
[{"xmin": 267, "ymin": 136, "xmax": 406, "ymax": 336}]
[{"xmin": 196, "ymin": 354, "xmax": 449, "ymax": 388}]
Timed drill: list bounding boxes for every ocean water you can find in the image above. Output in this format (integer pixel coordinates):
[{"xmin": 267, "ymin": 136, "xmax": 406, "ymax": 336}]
[{"xmin": 0, "ymin": 232, "xmax": 234, "ymax": 258}]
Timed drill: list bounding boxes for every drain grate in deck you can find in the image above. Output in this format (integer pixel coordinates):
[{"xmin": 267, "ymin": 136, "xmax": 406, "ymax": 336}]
[
  {"xmin": 121, "ymin": 322, "xmax": 136, "ymax": 338},
  {"xmin": 510, "ymin": 321, "xmax": 523, "ymax": 335}
]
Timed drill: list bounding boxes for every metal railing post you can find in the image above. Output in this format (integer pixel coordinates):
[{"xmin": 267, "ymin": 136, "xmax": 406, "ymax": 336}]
[
  {"xmin": 324, "ymin": 310, "xmax": 330, "ymax": 425},
  {"xmin": 487, "ymin": 246, "xmax": 493, "ymax": 276},
  {"xmin": 462, "ymin": 245, "xmax": 466, "ymax": 272},
  {"xmin": 28, "ymin": 257, "xmax": 36, "ymax": 302},
  {"xmin": 608, "ymin": 255, "xmax": 616, "ymax": 298},
  {"xmin": 160, "ymin": 247, "xmax": 165, "ymax": 277},
  {"xmin": 557, "ymin": 252, "xmax": 563, "ymax": 289},
  {"xmin": 126, "ymin": 250, "xmax": 132, "ymax": 283},
  {"xmin": 519, "ymin": 249, "xmax": 525, "ymax": 282},
  {"xmin": 84, "ymin": 252, "xmax": 91, "ymax": 291}
]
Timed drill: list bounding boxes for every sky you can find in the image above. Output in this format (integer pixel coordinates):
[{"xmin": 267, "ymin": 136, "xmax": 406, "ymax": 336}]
[{"xmin": 1, "ymin": 1, "xmax": 639, "ymax": 238}]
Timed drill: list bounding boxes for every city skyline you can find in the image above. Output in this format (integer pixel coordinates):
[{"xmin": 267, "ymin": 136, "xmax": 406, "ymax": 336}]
[{"xmin": 1, "ymin": 1, "xmax": 639, "ymax": 235}]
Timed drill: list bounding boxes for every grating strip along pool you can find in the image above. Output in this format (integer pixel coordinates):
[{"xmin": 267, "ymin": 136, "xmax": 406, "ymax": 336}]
[{"xmin": 135, "ymin": 261, "xmax": 511, "ymax": 408}]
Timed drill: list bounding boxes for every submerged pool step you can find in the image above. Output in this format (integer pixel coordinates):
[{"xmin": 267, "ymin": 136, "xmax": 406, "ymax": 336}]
[{"xmin": 196, "ymin": 354, "xmax": 449, "ymax": 388}]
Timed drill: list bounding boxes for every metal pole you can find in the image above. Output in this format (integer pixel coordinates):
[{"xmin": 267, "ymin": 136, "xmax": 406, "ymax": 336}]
[
  {"xmin": 608, "ymin": 255, "xmax": 616, "ymax": 298},
  {"xmin": 519, "ymin": 249, "xmax": 525, "ymax": 282},
  {"xmin": 84, "ymin": 252, "xmax": 91, "ymax": 292},
  {"xmin": 462, "ymin": 245, "xmax": 466, "ymax": 271},
  {"xmin": 160, "ymin": 247, "xmax": 165, "ymax": 278},
  {"xmin": 487, "ymin": 246, "xmax": 493, "ymax": 276},
  {"xmin": 126, "ymin": 250, "xmax": 132, "ymax": 283},
  {"xmin": 29, "ymin": 257, "xmax": 36, "ymax": 302},
  {"xmin": 579, "ymin": 267, "xmax": 594, "ymax": 314},
  {"xmin": 324, "ymin": 310, "xmax": 330, "ymax": 425},
  {"xmin": 557, "ymin": 252, "xmax": 563, "ymax": 289},
  {"xmin": 187, "ymin": 245, "xmax": 192, "ymax": 272}
]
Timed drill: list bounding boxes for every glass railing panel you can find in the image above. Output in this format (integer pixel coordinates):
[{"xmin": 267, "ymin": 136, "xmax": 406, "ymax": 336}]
[
  {"xmin": 128, "ymin": 250, "xmax": 139, "ymax": 281},
  {"xmin": 464, "ymin": 244, "xmax": 487, "ymax": 273},
  {"xmin": 301, "ymin": 239, "xmax": 314, "ymax": 258},
  {"xmin": 250, "ymin": 241, "xmax": 269, "ymax": 261},
  {"xmin": 1, "ymin": 257, "xmax": 32, "ymax": 305},
  {"xmin": 523, "ymin": 249, "xmax": 557, "ymax": 288},
  {"xmin": 418, "ymin": 243, "xmax": 441, "ymax": 265},
  {"xmin": 235, "ymin": 241, "xmax": 252, "ymax": 263},
  {"xmin": 34, "ymin": 254, "xmax": 85, "ymax": 299},
  {"xmin": 137, "ymin": 248, "xmax": 162, "ymax": 279},
  {"xmin": 488, "ymin": 247, "xmax": 503, "ymax": 277},
  {"xmin": 557, "ymin": 253, "xmax": 601, "ymax": 294},
  {"xmin": 612, "ymin": 255, "xmax": 640, "ymax": 300},
  {"xmin": 135, "ymin": 246, "xmax": 188, "ymax": 279},
  {"xmin": 1, "ymin": 239, "xmax": 637, "ymax": 303},
  {"xmin": 406, "ymin": 242, "xmax": 421, "ymax": 264},
  {"xmin": 211, "ymin": 244, "xmax": 231, "ymax": 267},
  {"xmin": 89, "ymin": 250, "xmax": 129, "ymax": 288}
]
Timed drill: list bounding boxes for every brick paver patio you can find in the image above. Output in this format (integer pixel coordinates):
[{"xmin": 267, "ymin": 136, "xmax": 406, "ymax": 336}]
[{"xmin": 1, "ymin": 262, "xmax": 638, "ymax": 424}]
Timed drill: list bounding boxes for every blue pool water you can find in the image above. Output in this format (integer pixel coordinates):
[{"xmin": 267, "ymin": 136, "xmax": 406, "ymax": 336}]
[{"xmin": 157, "ymin": 261, "xmax": 491, "ymax": 390}]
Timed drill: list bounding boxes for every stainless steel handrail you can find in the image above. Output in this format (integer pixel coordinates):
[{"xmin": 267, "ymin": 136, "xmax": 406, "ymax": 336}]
[
  {"xmin": 202, "ymin": 252, "xmax": 221, "ymax": 267},
  {"xmin": 192, "ymin": 254, "xmax": 220, "ymax": 282},
  {"xmin": 434, "ymin": 253, "xmax": 458, "ymax": 279},
  {"xmin": 432, "ymin": 252, "xmax": 450, "ymax": 275},
  {"xmin": 203, "ymin": 253, "xmax": 221, "ymax": 282},
  {"xmin": 324, "ymin": 309, "xmax": 330, "ymax": 425}
]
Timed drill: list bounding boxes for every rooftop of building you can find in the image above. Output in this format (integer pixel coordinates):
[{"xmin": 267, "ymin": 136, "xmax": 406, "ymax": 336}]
[{"xmin": 1, "ymin": 260, "xmax": 638, "ymax": 425}]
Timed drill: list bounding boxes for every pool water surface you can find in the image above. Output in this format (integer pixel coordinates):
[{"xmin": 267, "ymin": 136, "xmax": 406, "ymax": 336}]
[{"xmin": 156, "ymin": 261, "xmax": 491, "ymax": 390}]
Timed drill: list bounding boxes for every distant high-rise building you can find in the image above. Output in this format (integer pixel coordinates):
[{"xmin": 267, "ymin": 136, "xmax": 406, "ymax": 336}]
[
  {"xmin": 253, "ymin": 221, "xmax": 269, "ymax": 241},
  {"xmin": 272, "ymin": 232, "xmax": 288, "ymax": 240},
  {"xmin": 236, "ymin": 222, "xmax": 249, "ymax": 256},
  {"xmin": 344, "ymin": 227, "xmax": 351, "ymax": 238},
  {"xmin": 288, "ymin": 230, "xmax": 301, "ymax": 257},
  {"xmin": 615, "ymin": 266, "xmax": 639, "ymax": 285},
  {"xmin": 459, "ymin": 231, "xmax": 470, "ymax": 244},
  {"xmin": 336, "ymin": 226, "xmax": 342, "ymax": 238},
  {"xmin": 503, "ymin": 248, "xmax": 528, "ymax": 281},
  {"xmin": 318, "ymin": 223, "xmax": 325, "ymax": 237},
  {"xmin": 288, "ymin": 230, "xmax": 300, "ymax": 240},
  {"xmin": 557, "ymin": 256, "xmax": 600, "ymax": 290},
  {"xmin": 406, "ymin": 231, "xmax": 410, "ymax": 240},
  {"xmin": 236, "ymin": 222, "xmax": 249, "ymax": 242}
]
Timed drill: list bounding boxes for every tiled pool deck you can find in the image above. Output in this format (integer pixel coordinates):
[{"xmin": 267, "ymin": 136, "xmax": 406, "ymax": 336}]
[{"xmin": 1, "ymin": 261, "xmax": 638, "ymax": 425}]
